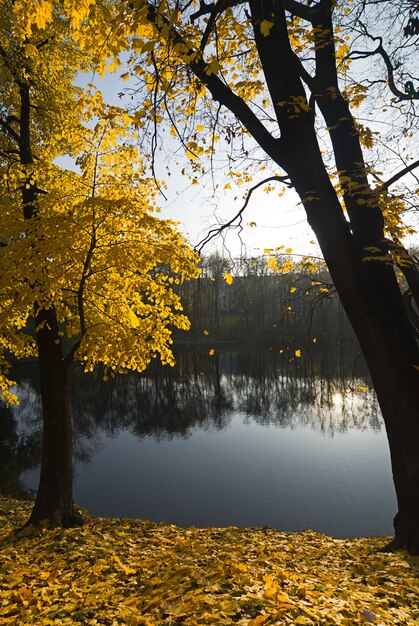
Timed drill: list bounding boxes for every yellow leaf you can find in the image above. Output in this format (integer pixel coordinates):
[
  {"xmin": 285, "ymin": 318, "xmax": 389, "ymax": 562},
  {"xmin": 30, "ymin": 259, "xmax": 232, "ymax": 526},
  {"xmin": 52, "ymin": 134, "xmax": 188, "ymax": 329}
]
[
  {"xmin": 141, "ymin": 40, "xmax": 155, "ymax": 53},
  {"xmin": 128, "ymin": 309, "xmax": 139, "ymax": 328},
  {"xmin": 24, "ymin": 43, "xmax": 38, "ymax": 57},
  {"xmin": 357, "ymin": 385, "xmax": 368, "ymax": 391},
  {"xmin": 249, "ymin": 616, "xmax": 268, "ymax": 626},
  {"xmin": 234, "ymin": 563, "xmax": 248, "ymax": 572},
  {"xmin": 260, "ymin": 19, "xmax": 274, "ymax": 36},
  {"xmin": 206, "ymin": 59, "xmax": 222, "ymax": 75},
  {"xmin": 295, "ymin": 349, "xmax": 301, "ymax": 357},
  {"xmin": 223, "ymin": 273, "xmax": 234, "ymax": 285},
  {"xmin": 209, "ymin": 348, "xmax": 215, "ymax": 356}
]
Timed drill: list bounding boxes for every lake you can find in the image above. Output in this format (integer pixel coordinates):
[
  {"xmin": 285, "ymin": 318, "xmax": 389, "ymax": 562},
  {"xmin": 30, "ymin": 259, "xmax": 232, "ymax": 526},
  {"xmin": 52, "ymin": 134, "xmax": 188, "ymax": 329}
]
[{"xmin": 1, "ymin": 343, "xmax": 396, "ymax": 538}]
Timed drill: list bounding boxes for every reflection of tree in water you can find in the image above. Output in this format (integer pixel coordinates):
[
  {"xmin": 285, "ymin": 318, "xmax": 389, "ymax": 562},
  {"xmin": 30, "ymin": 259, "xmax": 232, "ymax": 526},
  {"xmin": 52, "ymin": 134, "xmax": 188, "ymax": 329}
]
[
  {"xmin": 4, "ymin": 343, "xmax": 381, "ymax": 489},
  {"xmin": 0, "ymin": 394, "xmax": 42, "ymax": 498},
  {"xmin": 71, "ymin": 364, "xmax": 233, "ymax": 444},
  {"xmin": 68, "ymin": 347, "xmax": 234, "ymax": 444},
  {"xmin": 236, "ymin": 375, "xmax": 380, "ymax": 434},
  {"xmin": 68, "ymin": 343, "xmax": 380, "ymax": 438},
  {"xmin": 228, "ymin": 343, "xmax": 381, "ymax": 434},
  {"xmin": 230, "ymin": 343, "xmax": 381, "ymax": 434}
]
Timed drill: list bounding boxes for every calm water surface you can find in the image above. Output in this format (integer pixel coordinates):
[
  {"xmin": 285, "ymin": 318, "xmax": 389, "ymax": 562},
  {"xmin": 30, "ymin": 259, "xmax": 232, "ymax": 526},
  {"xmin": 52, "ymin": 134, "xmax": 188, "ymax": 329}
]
[{"xmin": 2, "ymin": 344, "xmax": 396, "ymax": 537}]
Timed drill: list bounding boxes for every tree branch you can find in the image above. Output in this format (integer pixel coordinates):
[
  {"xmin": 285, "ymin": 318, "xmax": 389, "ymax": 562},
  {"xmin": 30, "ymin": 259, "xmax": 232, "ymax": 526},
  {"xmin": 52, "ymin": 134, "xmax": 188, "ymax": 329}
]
[
  {"xmin": 282, "ymin": 0, "xmax": 314, "ymax": 21},
  {"xmin": 379, "ymin": 159, "xmax": 419, "ymax": 192},
  {"xmin": 190, "ymin": 0, "xmax": 325, "ymax": 23},
  {"xmin": 190, "ymin": 0, "xmax": 246, "ymax": 22},
  {"xmin": 146, "ymin": 1, "xmax": 284, "ymax": 162},
  {"xmin": 349, "ymin": 33, "xmax": 419, "ymax": 101},
  {"xmin": 63, "ymin": 339, "xmax": 82, "ymax": 368},
  {"xmin": 195, "ymin": 175, "xmax": 292, "ymax": 252},
  {"xmin": 0, "ymin": 117, "xmax": 20, "ymax": 143},
  {"xmin": 281, "ymin": 0, "xmax": 334, "ymax": 21}
]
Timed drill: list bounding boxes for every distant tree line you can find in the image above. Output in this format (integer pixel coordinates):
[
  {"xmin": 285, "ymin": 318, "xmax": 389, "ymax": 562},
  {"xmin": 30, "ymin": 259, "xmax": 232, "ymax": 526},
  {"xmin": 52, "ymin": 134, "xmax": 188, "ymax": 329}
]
[{"xmin": 175, "ymin": 254, "xmax": 358, "ymax": 344}]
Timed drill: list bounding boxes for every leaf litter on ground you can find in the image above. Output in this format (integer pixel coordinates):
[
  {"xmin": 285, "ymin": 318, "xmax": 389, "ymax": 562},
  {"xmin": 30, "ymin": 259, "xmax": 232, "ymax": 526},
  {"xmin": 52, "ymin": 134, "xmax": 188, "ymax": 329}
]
[{"xmin": 0, "ymin": 497, "xmax": 418, "ymax": 625}]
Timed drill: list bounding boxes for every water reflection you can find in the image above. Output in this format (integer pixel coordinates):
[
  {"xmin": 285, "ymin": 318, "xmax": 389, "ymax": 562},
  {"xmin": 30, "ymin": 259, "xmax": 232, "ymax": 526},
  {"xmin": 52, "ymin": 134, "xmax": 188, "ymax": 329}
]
[
  {"xmin": 1, "ymin": 343, "xmax": 393, "ymax": 537},
  {"xmin": 4, "ymin": 343, "xmax": 381, "ymax": 460},
  {"xmin": 0, "ymin": 397, "xmax": 41, "ymax": 499},
  {"xmin": 63, "ymin": 343, "xmax": 381, "ymax": 442}
]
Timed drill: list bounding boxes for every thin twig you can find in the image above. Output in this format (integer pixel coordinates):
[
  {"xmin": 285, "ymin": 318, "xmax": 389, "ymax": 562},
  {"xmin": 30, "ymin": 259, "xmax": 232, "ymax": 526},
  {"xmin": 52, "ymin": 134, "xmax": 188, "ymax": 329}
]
[{"xmin": 195, "ymin": 175, "xmax": 292, "ymax": 253}]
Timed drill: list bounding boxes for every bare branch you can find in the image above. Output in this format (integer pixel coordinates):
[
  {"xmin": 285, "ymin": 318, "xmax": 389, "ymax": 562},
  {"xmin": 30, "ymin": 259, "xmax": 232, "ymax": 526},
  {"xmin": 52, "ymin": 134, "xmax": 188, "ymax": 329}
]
[
  {"xmin": 195, "ymin": 175, "xmax": 292, "ymax": 252},
  {"xmin": 349, "ymin": 32, "xmax": 419, "ymax": 100},
  {"xmin": 379, "ymin": 158, "xmax": 419, "ymax": 192}
]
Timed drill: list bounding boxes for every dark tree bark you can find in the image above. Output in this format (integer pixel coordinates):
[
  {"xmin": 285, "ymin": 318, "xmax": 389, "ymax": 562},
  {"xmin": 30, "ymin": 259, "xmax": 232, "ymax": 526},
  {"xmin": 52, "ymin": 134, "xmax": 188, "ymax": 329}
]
[
  {"xmin": 248, "ymin": 0, "xmax": 419, "ymax": 555},
  {"xmin": 16, "ymin": 80, "xmax": 83, "ymax": 528},
  {"xmin": 145, "ymin": 0, "xmax": 419, "ymax": 553},
  {"xmin": 27, "ymin": 308, "xmax": 83, "ymax": 527}
]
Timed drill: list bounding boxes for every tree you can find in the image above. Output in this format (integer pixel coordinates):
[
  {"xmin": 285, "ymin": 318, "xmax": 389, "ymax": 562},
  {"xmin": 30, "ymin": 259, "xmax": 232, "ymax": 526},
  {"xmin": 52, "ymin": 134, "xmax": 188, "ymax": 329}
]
[
  {"xmin": 0, "ymin": 2, "xmax": 199, "ymax": 527},
  {"xmin": 405, "ymin": 0, "xmax": 419, "ymax": 35},
  {"xmin": 6, "ymin": 1, "xmax": 419, "ymax": 553},
  {"xmin": 109, "ymin": 0, "xmax": 419, "ymax": 552}
]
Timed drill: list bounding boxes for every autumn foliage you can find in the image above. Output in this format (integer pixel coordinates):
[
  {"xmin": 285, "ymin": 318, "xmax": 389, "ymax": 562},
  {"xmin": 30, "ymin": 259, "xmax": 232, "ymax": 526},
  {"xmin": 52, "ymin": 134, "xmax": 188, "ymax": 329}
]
[
  {"xmin": 0, "ymin": 0, "xmax": 199, "ymax": 527},
  {"xmin": 1, "ymin": 497, "xmax": 418, "ymax": 625},
  {"xmin": 1, "ymin": 0, "xmax": 419, "ymax": 555},
  {"xmin": 0, "ymin": 3, "xmax": 199, "ymax": 402}
]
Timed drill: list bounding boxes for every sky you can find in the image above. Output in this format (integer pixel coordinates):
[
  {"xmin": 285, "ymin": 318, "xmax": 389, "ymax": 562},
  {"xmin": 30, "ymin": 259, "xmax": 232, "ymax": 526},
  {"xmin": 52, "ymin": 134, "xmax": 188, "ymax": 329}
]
[
  {"xmin": 78, "ymin": 61, "xmax": 418, "ymax": 262},
  {"xmin": 153, "ymin": 167, "xmax": 317, "ymax": 259},
  {"xmin": 81, "ymin": 69, "xmax": 320, "ymax": 261}
]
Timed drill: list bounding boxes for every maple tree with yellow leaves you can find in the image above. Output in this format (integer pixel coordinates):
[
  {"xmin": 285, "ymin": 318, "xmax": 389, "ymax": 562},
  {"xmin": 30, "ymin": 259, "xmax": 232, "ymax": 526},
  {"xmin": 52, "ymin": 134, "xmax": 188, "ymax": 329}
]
[{"xmin": 0, "ymin": 0, "xmax": 199, "ymax": 526}]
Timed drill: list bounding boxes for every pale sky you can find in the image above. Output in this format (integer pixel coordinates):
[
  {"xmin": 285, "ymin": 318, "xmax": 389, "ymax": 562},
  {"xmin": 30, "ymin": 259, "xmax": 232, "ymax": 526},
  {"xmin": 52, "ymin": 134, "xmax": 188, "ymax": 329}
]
[
  {"xmin": 80, "ymin": 69, "xmax": 320, "ymax": 260},
  {"xmin": 78, "ymin": 66, "xmax": 417, "ymax": 260}
]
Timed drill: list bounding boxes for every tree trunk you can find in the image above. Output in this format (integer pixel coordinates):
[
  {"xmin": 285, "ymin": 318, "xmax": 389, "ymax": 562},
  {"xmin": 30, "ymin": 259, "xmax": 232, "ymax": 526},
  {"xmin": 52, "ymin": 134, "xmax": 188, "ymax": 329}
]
[
  {"xmin": 14, "ymin": 72, "xmax": 82, "ymax": 528},
  {"xmin": 246, "ymin": 0, "xmax": 419, "ymax": 554},
  {"xmin": 284, "ymin": 146, "xmax": 419, "ymax": 554},
  {"xmin": 345, "ymin": 298, "xmax": 419, "ymax": 555},
  {"xmin": 27, "ymin": 307, "xmax": 83, "ymax": 528},
  {"xmin": 293, "ymin": 159, "xmax": 419, "ymax": 555}
]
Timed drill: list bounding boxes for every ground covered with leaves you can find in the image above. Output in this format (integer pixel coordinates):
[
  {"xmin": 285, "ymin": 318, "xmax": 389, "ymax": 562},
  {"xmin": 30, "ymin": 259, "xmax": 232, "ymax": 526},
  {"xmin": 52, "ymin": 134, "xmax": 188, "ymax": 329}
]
[{"xmin": 0, "ymin": 498, "xmax": 418, "ymax": 625}]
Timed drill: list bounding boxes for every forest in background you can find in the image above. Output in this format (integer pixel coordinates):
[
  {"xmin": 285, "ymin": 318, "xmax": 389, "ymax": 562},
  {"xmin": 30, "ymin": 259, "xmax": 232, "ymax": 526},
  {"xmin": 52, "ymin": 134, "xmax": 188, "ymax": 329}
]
[{"xmin": 175, "ymin": 253, "xmax": 358, "ymax": 344}]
